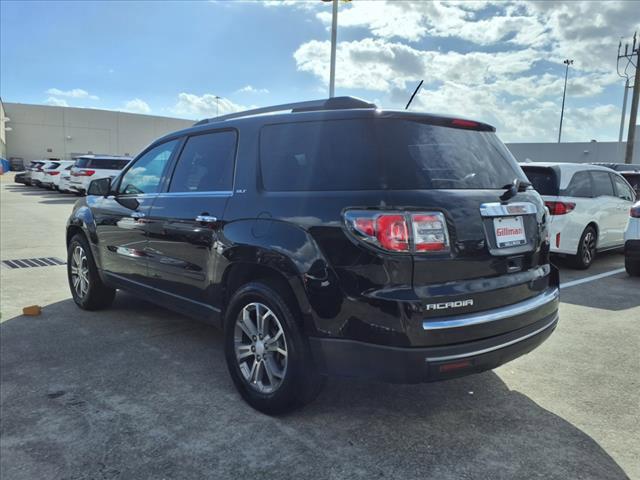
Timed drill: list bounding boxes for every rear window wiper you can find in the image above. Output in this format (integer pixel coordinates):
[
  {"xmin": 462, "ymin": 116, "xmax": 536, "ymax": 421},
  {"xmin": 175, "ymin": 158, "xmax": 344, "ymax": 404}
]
[{"xmin": 500, "ymin": 178, "xmax": 531, "ymax": 201}]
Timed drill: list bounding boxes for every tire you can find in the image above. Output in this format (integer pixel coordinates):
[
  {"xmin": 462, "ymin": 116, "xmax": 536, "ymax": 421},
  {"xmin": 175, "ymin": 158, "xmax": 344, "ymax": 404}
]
[
  {"xmin": 67, "ymin": 234, "xmax": 116, "ymax": 310},
  {"xmin": 625, "ymin": 257, "xmax": 640, "ymax": 276},
  {"xmin": 569, "ymin": 226, "xmax": 597, "ymax": 269},
  {"xmin": 223, "ymin": 281, "xmax": 325, "ymax": 415}
]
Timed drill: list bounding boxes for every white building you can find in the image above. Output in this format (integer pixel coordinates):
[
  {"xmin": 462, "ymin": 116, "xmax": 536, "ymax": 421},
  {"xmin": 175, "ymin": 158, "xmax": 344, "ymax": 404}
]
[{"xmin": 1, "ymin": 101, "xmax": 194, "ymax": 164}]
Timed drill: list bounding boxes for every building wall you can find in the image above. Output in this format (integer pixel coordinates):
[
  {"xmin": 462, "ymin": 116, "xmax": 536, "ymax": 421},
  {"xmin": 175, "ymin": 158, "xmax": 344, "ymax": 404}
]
[
  {"xmin": 3, "ymin": 103, "xmax": 194, "ymax": 162},
  {"xmin": 506, "ymin": 126, "xmax": 640, "ymax": 165}
]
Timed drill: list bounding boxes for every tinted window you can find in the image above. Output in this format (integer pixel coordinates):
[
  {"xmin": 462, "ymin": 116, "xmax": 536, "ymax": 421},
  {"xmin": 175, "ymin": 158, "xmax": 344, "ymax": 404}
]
[
  {"xmin": 564, "ymin": 171, "xmax": 592, "ymax": 197},
  {"xmin": 46, "ymin": 162, "xmax": 60, "ymax": 169},
  {"xmin": 118, "ymin": 140, "xmax": 178, "ymax": 195},
  {"xmin": 75, "ymin": 158, "xmax": 129, "ymax": 169},
  {"xmin": 612, "ymin": 174, "xmax": 635, "ymax": 201},
  {"xmin": 260, "ymin": 119, "xmax": 524, "ymax": 191},
  {"xmin": 169, "ymin": 131, "xmax": 236, "ymax": 192},
  {"xmin": 622, "ymin": 173, "xmax": 640, "ymax": 195},
  {"xmin": 521, "ymin": 166, "xmax": 559, "ymax": 195},
  {"xmin": 591, "ymin": 171, "xmax": 614, "ymax": 197}
]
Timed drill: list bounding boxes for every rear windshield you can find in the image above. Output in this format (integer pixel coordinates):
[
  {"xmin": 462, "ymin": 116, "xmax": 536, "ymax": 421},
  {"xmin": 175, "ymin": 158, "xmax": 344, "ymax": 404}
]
[
  {"xmin": 520, "ymin": 166, "xmax": 559, "ymax": 195},
  {"xmin": 74, "ymin": 158, "xmax": 129, "ymax": 170},
  {"xmin": 46, "ymin": 162, "xmax": 60, "ymax": 169},
  {"xmin": 259, "ymin": 119, "xmax": 525, "ymax": 191}
]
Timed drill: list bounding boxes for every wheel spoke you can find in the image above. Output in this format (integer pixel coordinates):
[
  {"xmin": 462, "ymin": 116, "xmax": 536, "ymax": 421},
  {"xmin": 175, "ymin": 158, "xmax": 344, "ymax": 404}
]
[
  {"xmin": 263, "ymin": 357, "xmax": 276, "ymax": 384},
  {"xmin": 256, "ymin": 308, "xmax": 266, "ymax": 336},
  {"xmin": 265, "ymin": 327, "xmax": 283, "ymax": 347},
  {"xmin": 238, "ymin": 308, "xmax": 257, "ymax": 338},
  {"xmin": 275, "ymin": 347, "xmax": 287, "ymax": 358},
  {"xmin": 236, "ymin": 344, "xmax": 254, "ymax": 361},
  {"xmin": 249, "ymin": 360, "xmax": 261, "ymax": 384}
]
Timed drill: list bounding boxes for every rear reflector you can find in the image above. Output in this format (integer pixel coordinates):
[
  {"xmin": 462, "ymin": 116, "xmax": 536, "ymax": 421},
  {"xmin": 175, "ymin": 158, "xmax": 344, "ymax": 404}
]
[
  {"xmin": 439, "ymin": 360, "xmax": 472, "ymax": 373},
  {"xmin": 545, "ymin": 201, "xmax": 575, "ymax": 215},
  {"xmin": 345, "ymin": 210, "xmax": 450, "ymax": 254},
  {"xmin": 556, "ymin": 233, "xmax": 561, "ymax": 248}
]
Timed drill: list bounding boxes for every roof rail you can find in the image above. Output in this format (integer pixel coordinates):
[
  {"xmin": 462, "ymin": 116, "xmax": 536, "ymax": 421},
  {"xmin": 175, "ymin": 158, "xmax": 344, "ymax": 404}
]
[{"xmin": 193, "ymin": 96, "xmax": 376, "ymax": 126}]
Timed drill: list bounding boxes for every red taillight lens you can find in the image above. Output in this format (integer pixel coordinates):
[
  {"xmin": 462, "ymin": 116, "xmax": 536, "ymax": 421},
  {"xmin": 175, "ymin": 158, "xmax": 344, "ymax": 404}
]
[
  {"xmin": 47, "ymin": 171, "xmax": 60, "ymax": 176},
  {"xmin": 545, "ymin": 201, "xmax": 575, "ymax": 215},
  {"xmin": 345, "ymin": 211, "xmax": 449, "ymax": 253},
  {"xmin": 74, "ymin": 169, "xmax": 96, "ymax": 177},
  {"xmin": 376, "ymin": 215, "xmax": 409, "ymax": 252},
  {"xmin": 631, "ymin": 205, "xmax": 640, "ymax": 218},
  {"xmin": 451, "ymin": 119, "xmax": 479, "ymax": 128}
]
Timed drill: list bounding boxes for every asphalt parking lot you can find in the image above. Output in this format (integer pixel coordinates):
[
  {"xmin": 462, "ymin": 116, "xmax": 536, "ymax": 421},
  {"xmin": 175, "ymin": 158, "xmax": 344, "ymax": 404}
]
[{"xmin": 1, "ymin": 175, "xmax": 638, "ymax": 480}]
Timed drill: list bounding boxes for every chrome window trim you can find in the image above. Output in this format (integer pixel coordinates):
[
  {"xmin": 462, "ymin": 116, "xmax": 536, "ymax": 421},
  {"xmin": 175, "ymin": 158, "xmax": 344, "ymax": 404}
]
[
  {"xmin": 479, "ymin": 202, "xmax": 538, "ymax": 217},
  {"xmin": 156, "ymin": 190, "xmax": 233, "ymax": 198},
  {"xmin": 423, "ymin": 287, "xmax": 559, "ymax": 331},
  {"xmin": 425, "ymin": 314, "xmax": 558, "ymax": 362}
]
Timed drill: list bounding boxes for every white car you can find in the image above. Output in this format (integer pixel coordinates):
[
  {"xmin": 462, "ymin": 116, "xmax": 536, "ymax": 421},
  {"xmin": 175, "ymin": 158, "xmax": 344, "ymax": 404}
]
[
  {"xmin": 58, "ymin": 165, "xmax": 74, "ymax": 193},
  {"xmin": 624, "ymin": 201, "xmax": 640, "ymax": 276},
  {"xmin": 31, "ymin": 160, "xmax": 58, "ymax": 186},
  {"xmin": 69, "ymin": 155, "xmax": 131, "ymax": 195},
  {"xmin": 520, "ymin": 162, "xmax": 637, "ymax": 269},
  {"xmin": 40, "ymin": 160, "xmax": 75, "ymax": 189}
]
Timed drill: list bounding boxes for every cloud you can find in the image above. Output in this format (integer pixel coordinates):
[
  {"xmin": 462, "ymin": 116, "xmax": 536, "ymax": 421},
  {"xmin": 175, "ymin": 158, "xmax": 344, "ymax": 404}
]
[
  {"xmin": 122, "ymin": 98, "xmax": 151, "ymax": 114},
  {"xmin": 45, "ymin": 88, "xmax": 99, "ymax": 100},
  {"xmin": 173, "ymin": 93, "xmax": 247, "ymax": 118},
  {"xmin": 44, "ymin": 97, "xmax": 69, "ymax": 107},
  {"xmin": 236, "ymin": 85, "xmax": 270, "ymax": 94}
]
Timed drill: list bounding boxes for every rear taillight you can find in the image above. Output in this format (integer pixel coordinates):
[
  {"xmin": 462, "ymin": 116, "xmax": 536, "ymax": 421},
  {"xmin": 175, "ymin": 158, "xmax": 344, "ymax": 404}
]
[
  {"xmin": 73, "ymin": 169, "xmax": 95, "ymax": 177},
  {"xmin": 631, "ymin": 205, "xmax": 640, "ymax": 218},
  {"xmin": 345, "ymin": 210, "xmax": 450, "ymax": 253},
  {"xmin": 47, "ymin": 171, "xmax": 60, "ymax": 176},
  {"xmin": 545, "ymin": 201, "xmax": 575, "ymax": 215}
]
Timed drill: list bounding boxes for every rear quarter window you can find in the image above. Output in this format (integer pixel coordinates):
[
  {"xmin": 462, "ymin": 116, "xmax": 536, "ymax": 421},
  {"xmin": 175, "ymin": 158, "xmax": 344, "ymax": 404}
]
[
  {"xmin": 563, "ymin": 170, "xmax": 592, "ymax": 197},
  {"xmin": 520, "ymin": 166, "xmax": 559, "ymax": 195}
]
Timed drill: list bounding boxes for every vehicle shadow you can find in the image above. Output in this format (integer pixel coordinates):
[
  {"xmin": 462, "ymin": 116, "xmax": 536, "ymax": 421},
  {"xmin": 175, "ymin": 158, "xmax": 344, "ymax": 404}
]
[
  {"xmin": 38, "ymin": 198, "xmax": 79, "ymax": 205},
  {"xmin": 0, "ymin": 294, "xmax": 631, "ymax": 480}
]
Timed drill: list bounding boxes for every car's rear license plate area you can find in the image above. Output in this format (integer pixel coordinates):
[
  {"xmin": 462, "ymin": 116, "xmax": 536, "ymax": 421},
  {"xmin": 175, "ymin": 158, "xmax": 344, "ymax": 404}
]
[{"xmin": 494, "ymin": 216, "xmax": 526, "ymax": 248}]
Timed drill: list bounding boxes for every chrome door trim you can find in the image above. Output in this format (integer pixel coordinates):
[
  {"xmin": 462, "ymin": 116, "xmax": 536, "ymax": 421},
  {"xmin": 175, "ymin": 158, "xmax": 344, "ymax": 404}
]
[{"xmin": 423, "ymin": 287, "xmax": 559, "ymax": 331}]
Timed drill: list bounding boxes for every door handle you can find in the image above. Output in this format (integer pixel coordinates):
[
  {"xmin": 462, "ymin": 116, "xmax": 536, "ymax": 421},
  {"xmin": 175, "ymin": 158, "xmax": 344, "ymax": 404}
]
[
  {"xmin": 131, "ymin": 212, "xmax": 146, "ymax": 219},
  {"xmin": 196, "ymin": 215, "xmax": 218, "ymax": 223}
]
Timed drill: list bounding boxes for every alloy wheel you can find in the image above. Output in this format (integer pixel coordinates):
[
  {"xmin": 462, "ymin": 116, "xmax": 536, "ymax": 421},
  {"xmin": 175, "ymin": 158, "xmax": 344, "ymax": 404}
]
[
  {"xmin": 234, "ymin": 302, "xmax": 288, "ymax": 394},
  {"xmin": 70, "ymin": 245, "xmax": 90, "ymax": 299},
  {"xmin": 582, "ymin": 231, "xmax": 596, "ymax": 265}
]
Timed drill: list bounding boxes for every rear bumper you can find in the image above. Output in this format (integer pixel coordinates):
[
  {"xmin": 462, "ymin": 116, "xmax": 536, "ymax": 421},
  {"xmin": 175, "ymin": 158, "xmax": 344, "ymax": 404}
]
[{"xmin": 310, "ymin": 288, "xmax": 559, "ymax": 383}]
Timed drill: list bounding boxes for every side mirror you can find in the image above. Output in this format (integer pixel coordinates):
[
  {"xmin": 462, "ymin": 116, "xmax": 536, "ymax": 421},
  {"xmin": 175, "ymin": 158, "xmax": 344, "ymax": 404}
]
[{"xmin": 87, "ymin": 177, "xmax": 111, "ymax": 196}]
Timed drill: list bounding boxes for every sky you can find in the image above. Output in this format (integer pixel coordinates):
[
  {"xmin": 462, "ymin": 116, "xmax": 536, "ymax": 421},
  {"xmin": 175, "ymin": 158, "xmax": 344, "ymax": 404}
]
[{"xmin": 0, "ymin": 0, "xmax": 638, "ymax": 143}]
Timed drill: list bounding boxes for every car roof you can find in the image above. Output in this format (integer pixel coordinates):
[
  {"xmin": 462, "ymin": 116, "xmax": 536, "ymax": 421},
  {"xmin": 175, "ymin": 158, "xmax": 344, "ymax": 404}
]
[
  {"xmin": 151, "ymin": 97, "xmax": 496, "ymax": 146},
  {"xmin": 73, "ymin": 155, "xmax": 132, "ymax": 160}
]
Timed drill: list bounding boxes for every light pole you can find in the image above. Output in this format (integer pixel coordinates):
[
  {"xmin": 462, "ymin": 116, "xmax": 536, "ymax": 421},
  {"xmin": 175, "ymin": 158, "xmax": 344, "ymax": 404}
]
[
  {"xmin": 215, "ymin": 96, "xmax": 221, "ymax": 118},
  {"xmin": 558, "ymin": 59, "xmax": 573, "ymax": 143},
  {"xmin": 328, "ymin": 0, "xmax": 338, "ymax": 98}
]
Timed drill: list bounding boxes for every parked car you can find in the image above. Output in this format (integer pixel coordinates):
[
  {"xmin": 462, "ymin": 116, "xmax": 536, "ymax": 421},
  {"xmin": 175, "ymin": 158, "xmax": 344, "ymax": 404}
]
[
  {"xmin": 58, "ymin": 165, "xmax": 74, "ymax": 193},
  {"xmin": 69, "ymin": 155, "xmax": 131, "ymax": 195},
  {"xmin": 31, "ymin": 161, "xmax": 59, "ymax": 187},
  {"xmin": 14, "ymin": 172, "xmax": 28, "ymax": 184},
  {"xmin": 593, "ymin": 163, "xmax": 640, "ymax": 197},
  {"xmin": 621, "ymin": 171, "xmax": 640, "ymax": 197},
  {"xmin": 22, "ymin": 160, "xmax": 45, "ymax": 185},
  {"xmin": 40, "ymin": 160, "xmax": 75, "ymax": 189},
  {"xmin": 624, "ymin": 201, "xmax": 640, "ymax": 276},
  {"xmin": 520, "ymin": 162, "xmax": 637, "ymax": 269},
  {"xmin": 67, "ymin": 97, "xmax": 559, "ymax": 414}
]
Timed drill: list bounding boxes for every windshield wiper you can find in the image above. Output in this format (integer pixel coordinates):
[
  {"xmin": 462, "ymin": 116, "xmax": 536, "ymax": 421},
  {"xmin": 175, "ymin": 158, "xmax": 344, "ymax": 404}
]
[{"xmin": 500, "ymin": 178, "xmax": 531, "ymax": 202}]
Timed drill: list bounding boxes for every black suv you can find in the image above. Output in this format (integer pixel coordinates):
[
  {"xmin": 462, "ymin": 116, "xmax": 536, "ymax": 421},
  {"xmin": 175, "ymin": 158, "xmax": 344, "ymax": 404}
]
[{"xmin": 66, "ymin": 97, "xmax": 559, "ymax": 414}]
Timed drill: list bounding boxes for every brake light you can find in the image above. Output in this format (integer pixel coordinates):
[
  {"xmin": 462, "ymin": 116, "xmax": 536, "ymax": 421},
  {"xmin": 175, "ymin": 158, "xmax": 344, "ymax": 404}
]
[
  {"xmin": 451, "ymin": 119, "xmax": 479, "ymax": 128},
  {"xmin": 73, "ymin": 169, "xmax": 95, "ymax": 177},
  {"xmin": 345, "ymin": 211, "xmax": 450, "ymax": 253},
  {"xmin": 545, "ymin": 201, "xmax": 575, "ymax": 215},
  {"xmin": 47, "ymin": 171, "xmax": 60, "ymax": 176},
  {"xmin": 631, "ymin": 205, "xmax": 640, "ymax": 218},
  {"xmin": 376, "ymin": 215, "xmax": 409, "ymax": 251}
]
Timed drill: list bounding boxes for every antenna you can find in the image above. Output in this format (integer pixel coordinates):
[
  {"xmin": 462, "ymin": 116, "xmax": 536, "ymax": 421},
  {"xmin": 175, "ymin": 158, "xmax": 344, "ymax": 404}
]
[{"xmin": 405, "ymin": 80, "xmax": 424, "ymax": 110}]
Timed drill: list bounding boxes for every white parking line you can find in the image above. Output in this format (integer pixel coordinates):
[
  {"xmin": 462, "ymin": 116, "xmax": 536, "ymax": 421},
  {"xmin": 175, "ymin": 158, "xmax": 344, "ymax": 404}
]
[{"xmin": 560, "ymin": 268, "xmax": 627, "ymax": 289}]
